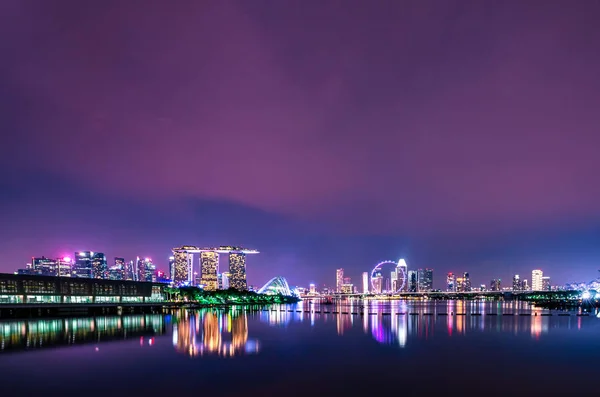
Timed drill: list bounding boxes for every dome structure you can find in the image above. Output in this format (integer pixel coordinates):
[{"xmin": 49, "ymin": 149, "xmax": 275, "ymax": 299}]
[{"xmin": 258, "ymin": 277, "xmax": 297, "ymax": 297}]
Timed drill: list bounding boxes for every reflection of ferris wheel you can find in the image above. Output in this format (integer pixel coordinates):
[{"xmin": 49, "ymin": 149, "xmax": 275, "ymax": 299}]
[{"xmin": 371, "ymin": 259, "xmax": 407, "ymax": 293}]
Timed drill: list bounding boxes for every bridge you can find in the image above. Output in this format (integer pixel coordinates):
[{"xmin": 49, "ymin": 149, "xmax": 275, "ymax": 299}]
[{"xmin": 303, "ymin": 290, "xmax": 583, "ymax": 301}]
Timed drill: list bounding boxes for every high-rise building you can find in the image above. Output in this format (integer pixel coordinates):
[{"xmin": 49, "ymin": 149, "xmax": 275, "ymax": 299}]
[
  {"xmin": 143, "ymin": 258, "xmax": 156, "ymax": 282},
  {"xmin": 125, "ymin": 260, "xmax": 135, "ymax": 281},
  {"xmin": 200, "ymin": 251, "xmax": 219, "ymax": 291},
  {"xmin": 446, "ymin": 272, "xmax": 456, "ymax": 292},
  {"xmin": 532, "ymin": 270, "xmax": 543, "ymax": 291},
  {"xmin": 455, "ymin": 277, "xmax": 465, "ymax": 292},
  {"xmin": 522, "ymin": 279, "xmax": 529, "ymax": 291},
  {"xmin": 372, "ymin": 271, "xmax": 383, "ymax": 294},
  {"xmin": 512, "ymin": 274, "xmax": 522, "ymax": 291},
  {"xmin": 32, "ymin": 257, "xmax": 58, "ymax": 276},
  {"xmin": 341, "ymin": 284, "xmax": 353, "ymax": 294},
  {"xmin": 217, "ymin": 272, "xmax": 230, "ymax": 290},
  {"xmin": 391, "ymin": 270, "xmax": 398, "ymax": 292},
  {"xmin": 417, "ymin": 268, "xmax": 433, "ymax": 292},
  {"xmin": 169, "ymin": 256, "xmax": 175, "ymax": 282},
  {"xmin": 362, "ymin": 271, "xmax": 369, "ymax": 294},
  {"xmin": 172, "ymin": 250, "xmax": 193, "ymax": 285},
  {"xmin": 309, "ymin": 283, "xmax": 316, "ymax": 294},
  {"xmin": 56, "ymin": 257, "xmax": 72, "ymax": 277},
  {"xmin": 463, "ymin": 272, "xmax": 471, "ymax": 292},
  {"xmin": 336, "ymin": 269, "xmax": 344, "ymax": 293},
  {"xmin": 542, "ymin": 276, "xmax": 551, "ymax": 291},
  {"xmin": 407, "ymin": 270, "xmax": 417, "ymax": 292},
  {"xmin": 73, "ymin": 251, "xmax": 94, "ymax": 278},
  {"xmin": 229, "ymin": 253, "xmax": 247, "ymax": 291},
  {"xmin": 90, "ymin": 252, "xmax": 108, "ymax": 279},
  {"xmin": 109, "ymin": 257, "xmax": 125, "ymax": 280},
  {"xmin": 490, "ymin": 279, "xmax": 501, "ymax": 291},
  {"xmin": 396, "ymin": 259, "xmax": 408, "ymax": 292}
]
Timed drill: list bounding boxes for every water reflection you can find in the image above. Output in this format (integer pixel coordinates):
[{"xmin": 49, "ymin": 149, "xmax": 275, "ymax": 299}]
[
  {"xmin": 172, "ymin": 309, "xmax": 259, "ymax": 357},
  {"xmin": 257, "ymin": 299, "xmax": 590, "ymax": 349},
  {"xmin": 0, "ymin": 315, "xmax": 164, "ymax": 352}
]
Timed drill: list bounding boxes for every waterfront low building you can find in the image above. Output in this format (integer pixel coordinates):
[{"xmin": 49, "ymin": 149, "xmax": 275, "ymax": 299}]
[{"xmin": 0, "ymin": 273, "xmax": 166, "ymax": 304}]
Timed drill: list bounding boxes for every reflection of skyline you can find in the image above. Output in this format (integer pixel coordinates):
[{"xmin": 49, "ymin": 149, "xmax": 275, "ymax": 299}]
[
  {"xmin": 172, "ymin": 309, "xmax": 259, "ymax": 357},
  {"xmin": 0, "ymin": 315, "xmax": 164, "ymax": 352},
  {"xmin": 258, "ymin": 301, "xmax": 586, "ymax": 348}
]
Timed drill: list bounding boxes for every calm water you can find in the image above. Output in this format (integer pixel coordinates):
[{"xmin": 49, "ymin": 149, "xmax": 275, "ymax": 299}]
[{"xmin": 1, "ymin": 300, "xmax": 599, "ymax": 396}]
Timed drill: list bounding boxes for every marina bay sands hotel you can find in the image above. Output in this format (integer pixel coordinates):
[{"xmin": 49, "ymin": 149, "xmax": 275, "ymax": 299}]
[{"xmin": 171, "ymin": 246, "xmax": 259, "ymax": 291}]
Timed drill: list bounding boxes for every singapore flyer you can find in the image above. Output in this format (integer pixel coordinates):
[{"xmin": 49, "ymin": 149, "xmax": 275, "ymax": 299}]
[{"xmin": 370, "ymin": 259, "xmax": 408, "ymax": 294}]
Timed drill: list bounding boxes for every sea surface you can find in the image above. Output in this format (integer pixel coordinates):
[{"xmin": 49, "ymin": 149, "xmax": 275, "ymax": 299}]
[{"xmin": 1, "ymin": 300, "xmax": 599, "ymax": 396}]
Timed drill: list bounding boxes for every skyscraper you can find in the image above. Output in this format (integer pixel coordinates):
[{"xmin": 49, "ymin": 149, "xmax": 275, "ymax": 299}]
[
  {"xmin": 391, "ymin": 270, "xmax": 398, "ymax": 292},
  {"xmin": 490, "ymin": 279, "xmax": 501, "ymax": 291},
  {"xmin": 407, "ymin": 270, "xmax": 417, "ymax": 292},
  {"xmin": 336, "ymin": 268, "xmax": 344, "ymax": 293},
  {"xmin": 532, "ymin": 270, "xmax": 543, "ymax": 291},
  {"xmin": 200, "ymin": 251, "xmax": 219, "ymax": 291},
  {"xmin": 372, "ymin": 271, "xmax": 383, "ymax": 294},
  {"xmin": 173, "ymin": 250, "xmax": 193, "ymax": 286},
  {"xmin": 229, "ymin": 253, "xmax": 247, "ymax": 291},
  {"xmin": 396, "ymin": 259, "xmax": 408, "ymax": 292},
  {"xmin": 446, "ymin": 272, "xmax": 456, "ymax": 292},
  {"xmin": 512, "ymin": 274, "xmax": 522, "ymax": 291},
  {"xmin": 217, "ymin": 272, "xmax": 230, "ymax": 290},
  {"xmin": 109, "ymin": 257, "xmax": 125, "ymax": 280},
  {"xmin": 417, "ymin": 268, "xmax": 433, "ymax": 292},
  {"xmin": 32, "ymin": 257, "xmax": 57, "ymax": 276},
  {"xmin": 455, "ymin": 277, "xmax": 465, "ymax": 292},
  {"xmin": 463, "ymin": 272, "xmax": 471, "ymax": 292},
  {"xmin": 169, "ymin": 256, "xmax": 175, "ymax": 282},
  {"xmin": 362, "ymin": 272, "xmax": 369, "ymax": 294},
  {"xmin": 91, "ymin": 252, "xmax": 108, "ymax": 279},
  {"xmin": 73, "ymin": 251, "xmax": 93, "ymax": 278},
  {"xmin": 542, "ymin": 276, "xmax": 551, "ymax": 291}
]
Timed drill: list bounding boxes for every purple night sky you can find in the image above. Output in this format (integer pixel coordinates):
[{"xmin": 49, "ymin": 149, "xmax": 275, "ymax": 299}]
[{"xmin": 1, "ymin": 0, "xmax": 600, "ymax": 289}]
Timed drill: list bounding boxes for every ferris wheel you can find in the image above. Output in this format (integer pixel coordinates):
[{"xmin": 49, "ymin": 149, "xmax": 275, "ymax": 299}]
[{"xmin": 370, "ymin": 259, "xmax": 408, "ymax": 293}]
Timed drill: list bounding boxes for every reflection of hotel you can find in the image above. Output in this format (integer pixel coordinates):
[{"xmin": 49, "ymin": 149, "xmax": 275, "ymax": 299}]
[{"xmin": 172, "ymin": 310, "xmax": 259, "ymax": 357}]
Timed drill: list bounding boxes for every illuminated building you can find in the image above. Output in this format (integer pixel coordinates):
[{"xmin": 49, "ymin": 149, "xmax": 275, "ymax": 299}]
[
  {"xmin": 172, "ymin": 246, "xmax": 258, "ymax": 289},
  {"xmin": 446, "ymin": 273, "xmax": 455, "ymax": 292},
  {"xmin": 372, "ymin": 271, "xmax": 383, "ymax": 294},
  {"xmin": 200, "ymin": 252, "xmax": 219, "ymax": 291},
  {"xmin": 532, "ymin": 270, "xmax": 543, "ymax": 291},
  {"xmin": 512, "ymin": 274, "xmax": 522, "ymax": 291},
  {"xmin": 417, "ymin": 268, "xmax": 433, "ymax": 292},
  {"xmin": 168, "ymin": 256, "xmax": 175, "ymax": 282},
  {"xmin": 362, "ymin": 272, "xmax": 369, "ymax": 294},
  {"xmin": 407, "ymin": 270, "xmax": 417, "ymax": 292},
  {"xmin": 309, "ymin": 283, "xmax": 316, "ymax": 294},
  {"xmin": 258, "ymin": 276, "xmax": 297, "ymax": 296},
  {"xmin": 542, "ymin": 276, "xmax": 551, "ymax": 291},
  {"xmin": 89, "ymin": 252, "xmax": 108, "ymax": 279},
  {"xmin": 143, "ymin": 258, "xmax": 156, "ymax": 282},
  {"xmin": 522, "ymin": 279, "xmax": 529, "ymax": 291},
  {"xmin": 341, "ymin": 284, "xmax": 353, "ymax": 294},
  {"xmin": 135, "ymin": 257, "xmax": 155, "ymax": 282},
  {"xmin": 73, "ymin": 251, "xmax": 94, "ymax": 278},
  {"xmin": 336, "ymin": 268, "xmax": 344, "ymax": 293},
  {"xmin": 229, "ymin": 253, "xmax": 247, "ymax": 291},
  {"xmin": 455, "ymin": 277, "xmax": 465, "ymax": 292},
  {"xmin": 172, "ymin": 250, "xmax": 194, "ymax": 286},
  {"xmin": 396, "ymin": 259, "xmax": 408, "ymax": 292},
  {"xmin": 125, "ymin": 260, "xmax": 135, "ymax": 281},
  {"xmin": 109, "ymin": 257, "xmax": 125, "ymax": 280},
  {"xmin": 218, "ymin": 272, "xmax": 230, "ymax": 290},
  {"xmin": 490, "ymin": 278, "xmax": 501, "ymax": 291},
  {"xmin": 463, "ymin": 272, "xmax": 471, "ymax": 292},
  {"xmin": 32, "ymin": 257, "xmax": 58, "ymax": 276}
]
